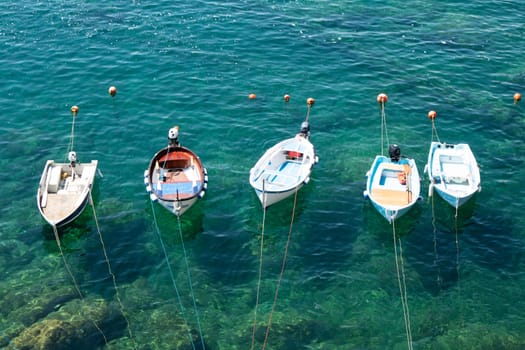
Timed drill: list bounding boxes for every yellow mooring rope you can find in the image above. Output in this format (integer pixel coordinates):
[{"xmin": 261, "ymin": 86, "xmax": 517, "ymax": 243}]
[
  {"xmin": 51, "ymin": 224, "xmax": 109, "ymax": 346},
  {"xmin": 261, "ymin": 185, "xmax": 300, "ymax": 350},
  {"xmin": 250, "ymin": 181, "xmax": 268, "ymax": 350},
  {"xmin": 391, "ymin": 221, "xmax": 413, "ymax": 350},
  {"xmin": 454, "ymin": 201, "xmax": 463, "ymax": 327},
  {"xmin": 176, "ymin": 214, "xmax": 206, "ymax": 349},
  {"xmin": 149, "ymin": 199, "xmax": 200, "ymax": 350},
  {"xmin": 431, "ymin": 190, "xmax": 443, "ymax": 290},
  {"xmin": 89, "ymin": 191, "xmax": 136, "ymax": 348}
]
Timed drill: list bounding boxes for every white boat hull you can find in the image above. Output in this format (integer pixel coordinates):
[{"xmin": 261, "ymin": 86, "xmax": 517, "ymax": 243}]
[
  {"xmin": 364, "ymin": 155, "xmax": 421, "ymax": 223},
  {"xmin": 36, "ymin": 159, "xmax": 98, "ymax": 227},
  {"xmin": 249, "ymin": 134, "xmax": 317, "ymax": 208},
  {"xmin": 425, "ymin": 142, "xmax": 481, "ymax": 208}
]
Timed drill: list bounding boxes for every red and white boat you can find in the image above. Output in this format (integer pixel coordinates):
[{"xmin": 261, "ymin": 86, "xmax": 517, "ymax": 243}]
[{"xmin": 144, "ymin": 126, "xmax": 207, "ymax": 216}]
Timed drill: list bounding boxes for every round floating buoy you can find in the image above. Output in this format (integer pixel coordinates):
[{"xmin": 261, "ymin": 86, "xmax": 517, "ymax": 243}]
[
  {"xmin": 249, "ymin": 93, "xmax": 257, "ymax": 100},
  {"xmin": 428, "ymin": 110, "xmax": 437, "ymax": 120},
  {"xmin": 377, "ymin": 93, "xmax": 388, "ymax": 104},
  {"xmin": 71, "ymin": 105, "xmax": 79, "ymax": 115},
  {"xmin": 514, "ymin": 93, "xmax": 522, "ymax": 104},
  {"xmin": 284, "ymin": 94, "xmax": 291, "ymax": 102},
  {"xmin": 108, "ymin": 86, "xmax": 117, "ymax": 97},
  {"xmin": 307, "ymin": 97, "xmax": 315, "ymax": 106}
]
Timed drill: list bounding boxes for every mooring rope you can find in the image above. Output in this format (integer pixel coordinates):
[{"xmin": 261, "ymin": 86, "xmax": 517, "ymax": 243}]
[
  {"xmin": 65, "ymin": 110, "xmax": 77, "ymax": 164},
  {"xmin": 391, "ymin": 221, "xmax": 413, "ymax": 350},
  {"xmin": 380, "ymin": 101, "xmax": 390, "ymax": 156},
  {"xmin": 397, "ymin": 231, "xmax": 413, "ymax": 350},
  {"xmin": 454, "ymin": 202, "xmax": 462, "ymax": 326},
  {"xmin": 250, "ymin": 181, "xmax": 268, "ymax": 350},
  {"xmin": 51, "ymin": 224, "xmax": 109, "ymax": 345},
  {"xmin": 68, "ymin": 112, "xmax": 76, "ymax": 155},
  {"xmin": 261, "ymin": 185, "xmax": 300, "ymax": 350},
  {"xmin": 431, "ymin": 118, "xmax": 441, "ymax": 144},
  {"xmin": 176, "ymin": 215, "xmax": 206, "ymax": 350},
  {"xmin": 431, "ymin": 192, "xmax": 442, "ymax": 290},
  {"xmin": 454, "ymin": 203, "xmax": 460, "ymax": 282},
  {"xmin": 88, "ymin": 191, "xmax": 135, "ymax": 346},
  {"xmin": 149, "ymin": 200, "xmax": 197, "ymax": 350}
]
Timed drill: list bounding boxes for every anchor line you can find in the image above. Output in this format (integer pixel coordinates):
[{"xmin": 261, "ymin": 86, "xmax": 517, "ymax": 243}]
[
  {"xmin": 250, "ymin": 180, "xmax": 268, "ymax": 350},
  {"xmin": 454, "ymin": 204, "xmax": 460, "ymax": 283},
  {"xmin": 431, "ymin": 192, "xmax": 442, "ymax": 290},
  {"xmin": 391, "ymin": 221, "xmax": 413, "ymax": 350},
  {"xmin": 51, "ymin": 224, "xmax": 109, "ymax": 346},
  {"xmin": 454, "ymin": 203, "xmax": 462, "ymax": 326},
  {"xmin": 149, "ymin": 200, "xmax": 197, "ymax": 350},
  {"xmin": 88, "ymin": 191, "xmax": 135, "ymax": 346},
  {"xmin": 261, "ymin": 184, "xmax": 300, "ymax": 350},
  {"xmin": 380, "ymin": 101, "xmax": 390, "ymax": 156},
  {"xmin": 431, "ymin": 118, "xmax": 441, "ymax": 144},
  {"xmin": 305, "ymin": 104, "xmax": 311, "ymax": 123},
  {"xmin": 176, "ymin": 215, "xmax": 206, "ymax": 350},
  {"xmin": 66, "ymin": 111, "xmax": 76, "ymax": 161}
]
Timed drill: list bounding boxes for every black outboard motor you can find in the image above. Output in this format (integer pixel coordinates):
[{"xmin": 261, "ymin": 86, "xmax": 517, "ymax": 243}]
[
  {"xmin": 299, "ymin": 121, "xmax": 310, "ymax": 138},
  {"xmin": 168, "ymin": 126, "xmax": 180, "ymax": 146},
  {"xmin": 389, "ymin": 144, "xmax": 401, "ymax": 162}
]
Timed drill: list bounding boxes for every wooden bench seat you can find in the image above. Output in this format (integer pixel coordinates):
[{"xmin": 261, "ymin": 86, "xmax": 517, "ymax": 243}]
[{"xmin": 371, "ymin": 188, "xmax": 412, "ymax": 206}]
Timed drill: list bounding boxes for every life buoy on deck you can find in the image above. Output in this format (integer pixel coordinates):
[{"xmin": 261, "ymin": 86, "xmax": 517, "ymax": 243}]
[
  {"xmin": 397, "ymin": 171, "xmax": 407, "ymax": 185},
  {"xmin": 287, "ymin": 151, "xmax": 303, "ymax": 159}
]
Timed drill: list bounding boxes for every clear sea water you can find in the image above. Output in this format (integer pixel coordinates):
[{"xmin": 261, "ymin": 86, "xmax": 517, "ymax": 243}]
[{"xmin": 1, "ymin": 1, "xmax": 524, "ymax": 349}]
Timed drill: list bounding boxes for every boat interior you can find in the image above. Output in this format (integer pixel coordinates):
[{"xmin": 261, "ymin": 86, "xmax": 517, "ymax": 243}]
[
  {"xmin": 154, "ymin": 151, "xmax": 202, "ymax": 200},
  {"xmin": 371, "ymin": 162, "xmax": 413, "ymax": 206}
]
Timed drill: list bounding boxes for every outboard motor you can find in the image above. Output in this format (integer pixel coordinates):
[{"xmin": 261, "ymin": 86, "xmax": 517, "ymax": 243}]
[
  {"xmin": 68, "ymin": 151, "xmax": 77, "ymax": 165},
  {"xmin": 68, "ymin": 151, "xmax": 77, "ymax": 177},
  {"xmin": 299, "ymin": 121, "xmax": 310, "ymax": 138},
  {"xmin": 168, "ymin": 126, "xmax": 180, "ymax": 146},
  {"xmin": 389, "ymin": 144, "xmax": 401, "ymax": 162}
]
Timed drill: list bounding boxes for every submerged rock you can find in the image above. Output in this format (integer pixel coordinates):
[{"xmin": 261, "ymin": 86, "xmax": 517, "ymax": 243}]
[
  {"xmin": 247, "ymin": 311, "xmax": 331, "ymax": 349},
  {"xmin": 6, "ymin": 298, "xmax": 124, "ymax": 350},
  {"xmin": 7, "ymin": 319, "xmax": 82, "ymax": 350}
]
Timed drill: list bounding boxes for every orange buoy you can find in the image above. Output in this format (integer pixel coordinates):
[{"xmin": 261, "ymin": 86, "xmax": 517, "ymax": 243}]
[
  {"xmin": 249, "ymin": 93, "xmax": 257, "ymax": 100},
  {"xmin": 377, "ymin": 93, "xmax": 388, "ymax": 104},
  {"xmin": 428, "ymin": 110, "xmax": 437, "ymax": 120},
  {"xmin": 108, "ymin": 86, "xmax": 117, "ymax": 97},
  {"xmin": 514, "ymin": 93, "xmax": 522, "ymax": 104},
  {"xmin": 307, "ymin": 97, "xmax": 315, "ymax": 106},
  {"xmin": 284, "ymin": 94, "xmax": 291, "ymax": 102},
  {"xmin": 71, "ymin": 105, "xmax": 79, "ymax": 115}
]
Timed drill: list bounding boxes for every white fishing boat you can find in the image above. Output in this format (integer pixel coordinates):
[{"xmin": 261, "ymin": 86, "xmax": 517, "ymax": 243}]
[
  {"xmin": 249, "ymin": 98, "xmax": 318, "ymax": 208},
  {"xmin": 363, "ymin": 94, "xmax": 421, "ymax": 223},
  {"xmin": 423, "ymin": 111, "xmax": 481, "ymax": 209},
  {"xmin": 36, "ymin": 106, "xmax": 98, "ymax": 227},
  {"xmin": 144, "ymin": 126, "xmax": 208, "ymax": 216},
  {"xmin": 425, "ymin": 142, "xmax": 481, "ymax": 208}
]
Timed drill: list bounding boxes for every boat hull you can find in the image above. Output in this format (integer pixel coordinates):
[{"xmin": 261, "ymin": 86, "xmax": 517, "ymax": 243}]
[
  {"xmin": 364, "ymin": 155, "xmax": 421, "ymax": 223},
  {"xmin": 145, "ymin": 145, "xmax": 207, "ymax": 216},
  {"xmin": 36, "ymin": 159, "xmax": 98, "ymax": 227},
  {"xmin": 249, "ymin": 134, "xmax": 317, "ymax": 208},
  {"xmin": 425, "ymin": 142, "xmax": 481, "ymax": 208}
]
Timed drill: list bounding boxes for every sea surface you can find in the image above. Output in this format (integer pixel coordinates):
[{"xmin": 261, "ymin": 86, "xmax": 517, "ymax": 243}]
[{"xmin": 1, "ymin": 1, "xmax": 524, "ymax": 349}]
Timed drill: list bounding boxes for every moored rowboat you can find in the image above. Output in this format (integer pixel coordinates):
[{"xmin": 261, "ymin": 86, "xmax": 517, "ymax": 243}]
[
  {"xmin": 249, "ymin": 99, "xmax": 318, "ymax": 208},
  {"xmin": 144, "ymin": 126, "xmax": 207, "ymax": 216},
  {"xmin": 37, "ymin": 155, "xmax": 98, "ymax": 227},
  {"xmin": 425, "ymin": 141, "xmax": 481, "ymax": 208}
]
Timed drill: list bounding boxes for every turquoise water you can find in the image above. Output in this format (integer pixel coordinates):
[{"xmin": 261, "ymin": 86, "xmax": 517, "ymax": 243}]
[{"xmin": 1, "ymin": 1, "xmax": 524, "ymax": 349}]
